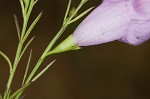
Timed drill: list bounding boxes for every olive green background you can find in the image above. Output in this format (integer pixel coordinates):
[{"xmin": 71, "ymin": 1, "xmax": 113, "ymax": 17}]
[{"xmin": 0, "ymin": 0, "xmax": 150, "ymax": 99}]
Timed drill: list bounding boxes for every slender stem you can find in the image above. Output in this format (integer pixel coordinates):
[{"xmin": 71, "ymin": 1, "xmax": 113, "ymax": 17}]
[
  {"xmin": 15, "ymin": 25, "xmax": 67, "ymax": 98},
  {"xmin": 25, "ymin": 25, "xmax": 67, "ymax": 83},
  {"xmin": 21, "ymin": 0, "xmax": 34, "ymax": 40},
  {"xmin": 7, "ymin": 0, "xmax": 88, "ymax": 98},
  {"xmin": 21, "ymin": 18, "xmax": 28, "ymax": 40},
  {"xmin": 25, "ymin": 0, "xmax": 88, "ymax": 84},
  {"xmin": 3, "ymin": 42, "xmax": 22, "ymax": 99},
  {"xmin": 3, "ymin": 0, "xmax": 37, "ymax": 98},
  {"xmin": 3, "ymin": 1, "xmax": 33, "ymax": 97},
  {"xmin": 15, "ymin": 25, "xmax": 67, "ymax": 99}
]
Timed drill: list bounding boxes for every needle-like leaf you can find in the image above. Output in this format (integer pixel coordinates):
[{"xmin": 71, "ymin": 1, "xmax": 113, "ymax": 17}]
[
  {"xmin": 22, "ymin": 12, "xmax": 42, "ymax": 43},
  {"xmin": 25, "ymin": 0, "xmax": 89, "ymax": 84},
  {"xmin": 26, "ymin": 0, "xmax": 36, "ymax": 19},
  {"xmin": 9, "ymin": 82, "xmax": 31, "ymax": 99},
  {"xmin": 19, "ymin": 0, "xmax": 26, "ymax": 18},
  {"xmin": 22, "ymin": 50, "xmax": 32, "ymax": 85},
  {"xmin": 68, "ymin": 7, "xmax": 94, "ymax": 24},
  {"xmin": 13, "ymin": 14, "xmax": 21, "ymax": 41},
  {"xmin": 0, "ymin": 51, "xmax": 12, "ymax": 72},
  {"xmin": 63, "ymin": 0, "xmax": 72, "ymax": 24},
  {"xmin": 19, "ymin": 36, "xmax": 35, "ymax": 62},
  {"xmin": 32, "ymin": 60, "xmax": 56, "ymax": 82},
  {"xmin": 34, "ymin": 0, "xmax": 38, "ymax": 5}
]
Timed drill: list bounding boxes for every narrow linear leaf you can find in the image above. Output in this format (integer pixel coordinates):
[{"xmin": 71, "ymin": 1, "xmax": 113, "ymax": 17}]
[
  {"xmin": 0, "ymin": 51, "xmax": 12, "ymax": 72},
  {"xmin": 9, "ymin": 82, "xmax": 31, "ymax": 99},
  {"xmin": 20, "ymin": 0, "xmax": 35, "ymax": 40},
  {"xmin": 13, "ymin": 14, "xmax": 21, "ymax": 41},
  {"xmin": 26, "ymin": 0, "xmax": 35, "ymax": 19},
  {"xmin": 22, "ymin": 50, "xmax": 32, "ymax": 85},
  {"xmin": 23, "ymin": 0, "xmax": 30, "ymax": 12},
  {"xmin": 63, "ymin": 0, "xmax": 72, "ymax": 23},
  {"xmin": 22, "ymin": 12, "xmax": 42, "ymax": 43},
  {"xmin": 68, "ymin": 7, "xmax": 94, "ymax": 24},
  {"xmin": 64, "ymin": 0, "xmax": 88, "ymax": 26},
  {"xmin": 14, "ymin": 50, "xmax": 32, "ymax": 99},
  {"xmin": 32, "ymin": 60, "xmax": 56, "ymax": 82},
  {"xmin": 19, "ymin": 36, "xmax": 35, "ymax": 62},
  {"xmin": 34, "ymin": 0, "xmax": 38, "ymax": 5},
  {"xmin": 20, "ymin": 0, "xmax": 35, "ymax": 39},
  {"xmin": 19, "ymin": 0, "xmax": 26, "ymax": 17}
]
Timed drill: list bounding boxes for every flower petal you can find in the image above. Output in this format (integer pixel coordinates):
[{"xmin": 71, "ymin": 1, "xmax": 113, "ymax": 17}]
[
  {"xmin": 132, "ymin": 0, "xmax": 150, "ymax": 20},
  {"xmin": 120, "ymin": 19, "xmax": 150, "ymax": 45},
  {"xmin": 73, "ymin": 1, "xmax": 131, "ymax": 46},
  {"xmin": 119, "ymin": 0, "xmax": 150, "ymax": 45},
  {"xmin": 103, "ymin": 0, "xmax": 124, "ymax": 2}
]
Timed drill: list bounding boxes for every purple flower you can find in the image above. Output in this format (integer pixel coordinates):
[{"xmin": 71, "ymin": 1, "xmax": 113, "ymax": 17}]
[
  {"xmin": 49, "ymin": 0, "xmax": 150, "ymax": 55},
  {"xmin": 72, "ymin": 0, "xmax": 150, "ymax": 46}
]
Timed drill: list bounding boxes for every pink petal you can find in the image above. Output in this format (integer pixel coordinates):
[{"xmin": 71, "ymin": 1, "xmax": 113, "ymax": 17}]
[
  {"xmin": 72, "ymin": 0, "xmax": 150, "ymax": 46},
  {"xmin": 119, "ymin": 19, "xmax": 150, "ymax": 45},
  {"xmin": 73, "ymin": 1, "xmax": 131, "ymax": 46},
  {"xmin": 133, "ymin": 0, "xmax": 150, "ymax": 20}
]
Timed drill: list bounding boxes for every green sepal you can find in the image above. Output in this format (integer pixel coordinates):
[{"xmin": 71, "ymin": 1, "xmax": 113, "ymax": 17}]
[{"xmin": 47, "ymin": 35, "xmax": 81, "ymax": 56}]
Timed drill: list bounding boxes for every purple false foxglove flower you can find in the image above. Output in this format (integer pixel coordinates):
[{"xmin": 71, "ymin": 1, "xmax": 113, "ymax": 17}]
[
  {"xmin": 49, "ymin": 0, "xmax": 150, "ymax": 54},
  {"xmin": 72, "ymin": 0, "xmax": 150, "ymax": 46}
]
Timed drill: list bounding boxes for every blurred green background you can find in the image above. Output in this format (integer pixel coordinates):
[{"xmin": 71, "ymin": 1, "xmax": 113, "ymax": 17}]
[{"xmin": 0, "ymin": 0, "xmax": 150, "ymax": 99}]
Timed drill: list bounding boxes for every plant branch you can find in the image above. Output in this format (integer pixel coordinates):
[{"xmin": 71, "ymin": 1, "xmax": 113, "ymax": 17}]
[{"xmin": 25, "ymin": 0, "xmax": 89, "ymax": 84}]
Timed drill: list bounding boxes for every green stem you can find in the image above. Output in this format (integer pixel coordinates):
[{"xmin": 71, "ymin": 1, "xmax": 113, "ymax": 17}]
[
  {"xmin": 15, "ymin": 25, "xmax": 67, "ymax": 98},
  {"xmin": 3, "ymin": 0, "xmax": 33, "ymax": 97},
  {"xmin": 26, "ymin": 25, "xmax": 68, "ymax": 83},
  {"xmin": 26, "ymin": 0, "xmax": 88, "ymax": 84},
  {"xmin": 21, "ymin": 0, "xmax": 34, "ymax": 40},
  {"xmin": 21, "ymin": 18, "xmax": 28, "ymax": 40},
  {"xmin": 13, "ymin": 0, "xmax": 88, "ymax": 98},
  {"xmin": 3, "ymin": 42, "xmax": 22, "ymax": 99},
  {"xmin": 14, "ymin": 25, "xmax": 67, "ymax": 99}
]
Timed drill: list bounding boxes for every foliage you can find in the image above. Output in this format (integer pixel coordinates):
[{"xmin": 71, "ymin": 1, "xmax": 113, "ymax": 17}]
[{"xmin": 0, "ymin": 0, "xmax": 92, "ymax": 98}]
